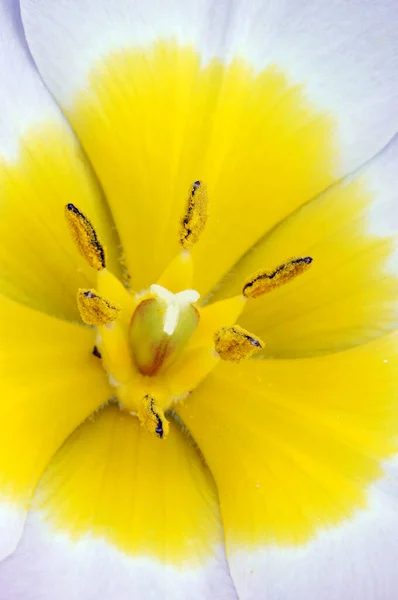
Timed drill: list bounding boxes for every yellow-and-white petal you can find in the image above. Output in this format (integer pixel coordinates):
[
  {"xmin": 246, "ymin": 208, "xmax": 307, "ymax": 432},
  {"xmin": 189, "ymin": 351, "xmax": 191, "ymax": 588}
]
[
  {"xmin": 20, "ymin": 1, "xmax": 398, "ymax": 296},
  {"xmin": 226, "ymin": 456, "xmax": 398, "ymax": 600},
  {"xmin": 213, "ymin": 133, "xmax": 398, "ymax": 357},
  {"xmin": 226, "ymin": 461, "xmax": 398, "ymax": 600},
  {"xmin": 0, "ymin": 294, "xmax": 112, "ymax": 560},
  {"xmin": 0, "ymin": 406, "xmax": 238, "ymax": 600},
  {"xmin": 177, "ymin": 329, "xmax": 398, "ymax": 597},
  {"xmin": 0, "ymin": 0, "xmax": 121, "ymax": 320}
]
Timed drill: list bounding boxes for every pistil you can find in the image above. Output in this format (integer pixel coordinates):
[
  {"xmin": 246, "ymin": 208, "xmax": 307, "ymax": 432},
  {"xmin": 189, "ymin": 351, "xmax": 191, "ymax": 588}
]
[{"xmin": 129, "ymin": 285, "xmax": 200, "ymax": 376}]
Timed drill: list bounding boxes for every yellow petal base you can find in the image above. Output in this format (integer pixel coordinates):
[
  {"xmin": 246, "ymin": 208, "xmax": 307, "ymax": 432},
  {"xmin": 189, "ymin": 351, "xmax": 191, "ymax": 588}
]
[
  {"xmin": 179, "ymin": 330, "xmax": 398, "ymax": 545},
  {"xmin": 33, "ymin": 405, "xmax": 223, "ymax": 564}
]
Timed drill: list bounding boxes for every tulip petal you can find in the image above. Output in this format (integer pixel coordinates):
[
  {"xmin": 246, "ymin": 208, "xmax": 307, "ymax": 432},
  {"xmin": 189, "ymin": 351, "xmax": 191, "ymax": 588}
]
[
  {"xmin": 20, "ymin": 1, "xmax": 398, "ymax": 295},
  {"xmin": 225, "ymin": 467, "xmax": 398, "ymax": 600},
  {"xmin": 0, "ymin": 294, "xmax": 112, "ymax": 560},
  {"xmin": 213, "ymin": 133, "xmax": 398, "ymax": 357},
  {"xmin": 177, "ymin": 329, "xmax": 398, "ymax": 597},
  {"xmin": 0, "ymin": 0, "xmax": 121, "ymax": 320},
  {"xmin": 0, "ymin": 406, "xmax": 238, "ymax": 600}
]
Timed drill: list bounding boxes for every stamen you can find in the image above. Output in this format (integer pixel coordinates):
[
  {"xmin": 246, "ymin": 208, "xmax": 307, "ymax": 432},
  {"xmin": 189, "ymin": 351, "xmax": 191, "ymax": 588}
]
[
  {"xmin": 243, "ymin": 256, "xmax": 313, "ymax": 298},
  {"xmin": 138, "ymin": 394, "xmax": 170, "ymax": 439},
  {"xmin": 214, "ymin": 325, "xmax": 264, "ymax": 362},
  {"xmin": 65, "ymin": 203, "xmax": 106, "ymax": 270},
  {"xmin": 77, "ymin": 289, "xmax": 121, "ymax": 326},
  {"xmin": 180, "ymin": 180, "xmax": 208, "ymax": 249}
]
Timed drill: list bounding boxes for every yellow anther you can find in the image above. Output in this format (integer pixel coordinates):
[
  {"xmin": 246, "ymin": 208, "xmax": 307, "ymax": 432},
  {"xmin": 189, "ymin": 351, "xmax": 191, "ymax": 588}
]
[
  {"xmin": 138, "ymin": 394, "xmax": 169, "ymax": 439},
  {"xmin": 243, "ymin": 256, "xmax": 313, "ymax": 298},
  {"xmin": 65, "ymin": 203, "xmax": 106, "ymax": 270},
  {"xmin": 214, "ymin": 325, "xmax": 264, "ymax": 362},
  {"xmin": 77, "ymin": 288, "xmax": 121, "ymax": 326},
  {"xmin": 180, "ymin": 180, "xmax": 208, "ymax": 249}
]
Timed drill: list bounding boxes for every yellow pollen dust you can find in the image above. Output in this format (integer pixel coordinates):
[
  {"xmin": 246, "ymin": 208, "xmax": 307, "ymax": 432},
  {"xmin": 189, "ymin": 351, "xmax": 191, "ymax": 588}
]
[
  {"xmin": 138, "ymin": 395, "xmax": 170, "ymax": 440},
  {"xmin": 214, "ymin": 325, "xmax": 264, "ymax": 363},
  {"xmin": 77, "ymin": 288, "xmax": 121, "ymax": 326},
  {"xmin": 243, "ymin": 256, "xmax": 313, "ymax": 299},
  {"xmin": 180, "ymin": 180, "xmax": 208, "ymax": 249},
  {"xmin": 65, "ymin": 203, "xmax": 106, "ymax": 271}
]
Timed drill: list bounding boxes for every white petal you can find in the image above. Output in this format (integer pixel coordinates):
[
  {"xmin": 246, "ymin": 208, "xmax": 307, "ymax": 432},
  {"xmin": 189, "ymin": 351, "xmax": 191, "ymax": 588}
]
[
  {"xmin": 215, "ymin": 0, "xmax": 398, "ymax": 174},
  {"xmin": 0, "ymin": 0, "xmax": 121, "ymax": 318},
  {"xmin": 227, "ymin": 459, "xmax": 398, "ymax": 600},
  {"xmin": 0, "ymin": 518, "xmax": 237, "ymax": 600},
  {"xmin": 20, "ymin": 0, "xmax": 211, "ymax": 108},
  {"xmin": 0, "ymin": 406, "xmax": 238, "ymax": 600},
  {"xmin": 214, "ymin": 132, "xmax": 398, "ymax": 358},
  {"xmin": 21, "ymin": 0, "xmax": 398, "ymax": 174},
  {"xmin": 0, "ymin": 0, "xmax": 54, "ymax": 161},
  {"xmin": 178, "ymin": 330, "xmax": 398, "ymax": 598},
  {"xmin": 0, "ymin": 295, "xmax": 112, "ymax": 560}
]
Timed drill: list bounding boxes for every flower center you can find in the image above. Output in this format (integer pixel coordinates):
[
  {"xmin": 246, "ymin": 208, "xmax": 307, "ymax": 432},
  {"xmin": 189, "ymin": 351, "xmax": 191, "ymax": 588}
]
[{"xmin": 64, "ymin": 182, "xmax": 313, "ymax": 439}]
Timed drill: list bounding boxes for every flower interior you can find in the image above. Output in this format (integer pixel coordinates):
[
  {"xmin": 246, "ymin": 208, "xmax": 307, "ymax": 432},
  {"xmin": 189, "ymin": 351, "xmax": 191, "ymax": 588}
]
[{"xmin": 65, "ymin": 185, "xmax": 312, "ymax": 440}]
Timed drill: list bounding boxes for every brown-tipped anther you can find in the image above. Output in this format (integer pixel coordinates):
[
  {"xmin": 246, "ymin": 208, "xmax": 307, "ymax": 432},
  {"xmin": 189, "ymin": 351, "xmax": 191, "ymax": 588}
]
[
  {"xmin": 180, "ymin": 180, "xmax": 208, "ymax": 249},
  {"xmin": 138, "ymin": 395, "xmax": 169, "ymax": 439},
  {"xmin": 214, "ymin": 325, "xmax": 264, "ymax": 362},
  {"xmin": 243, "ymin": 256, "xmax": 313, "ymax": 298},
  {"xmin": 77, "ymin": 288, "xmax": 121, "ymax": 326},
  {"xmin": 65, "ymin": 203, "xmax": 106, "ymax": 270}
]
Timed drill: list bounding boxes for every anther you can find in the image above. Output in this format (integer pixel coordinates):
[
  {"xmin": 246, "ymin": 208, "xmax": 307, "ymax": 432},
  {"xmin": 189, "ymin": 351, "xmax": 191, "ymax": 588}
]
[
  {"xmin": 214, "ymin": 325, "xmax": 264, "ymax": 362},
  {"xmin": 138, "ymin": 394, "xmax": 169, "ymax": 439},
  {"xmin": 77, "ymin": 289, "xmax": 121, "ymax": 326},
  {"xmin": 180, "ymin": 180, "xmax": 208, "ymax": 249},
  {"xmin": 243, "ymin": 257, "xmax": 313, "ymax": 298},
  {"xmin": 65, "ymin": 203, "xmax": 106, "ymax": 270}
]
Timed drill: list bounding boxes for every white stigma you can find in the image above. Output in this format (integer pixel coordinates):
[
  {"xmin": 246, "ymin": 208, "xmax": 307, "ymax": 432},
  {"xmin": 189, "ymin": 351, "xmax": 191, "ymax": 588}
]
[{"xmin": 149, "ymin": 284, "xmax": 200, "ymax": 335}]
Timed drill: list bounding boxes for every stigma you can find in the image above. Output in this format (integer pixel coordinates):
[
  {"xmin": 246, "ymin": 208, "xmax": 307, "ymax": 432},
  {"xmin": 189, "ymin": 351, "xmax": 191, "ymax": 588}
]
[{"xmin": 149, "ymin": 285, "xmax": 200, "ymax": 335}]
